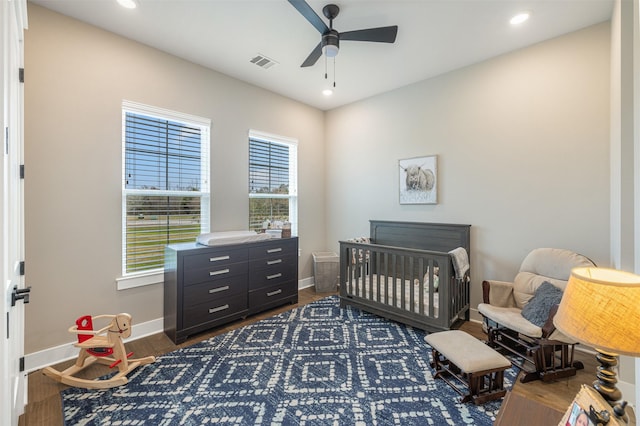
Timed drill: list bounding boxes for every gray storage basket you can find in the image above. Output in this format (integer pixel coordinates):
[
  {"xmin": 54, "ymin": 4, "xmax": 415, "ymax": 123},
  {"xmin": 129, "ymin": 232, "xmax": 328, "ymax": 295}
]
[{"xmin": 312, "ymin": 252, "xmax": 339, "ymax": 293}]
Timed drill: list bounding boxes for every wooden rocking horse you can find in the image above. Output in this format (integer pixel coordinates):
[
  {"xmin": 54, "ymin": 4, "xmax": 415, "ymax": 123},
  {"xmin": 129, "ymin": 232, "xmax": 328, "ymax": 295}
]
[{"xmin": 43, "ymin": 313, "xmax": 155, "ymax": 389}]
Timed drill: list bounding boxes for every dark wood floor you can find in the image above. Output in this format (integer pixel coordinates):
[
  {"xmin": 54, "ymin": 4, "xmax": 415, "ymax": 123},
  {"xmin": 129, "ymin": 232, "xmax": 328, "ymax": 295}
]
[{"xmin": 20, "ymin": 288, "xmax": 598, "ymax": 425}]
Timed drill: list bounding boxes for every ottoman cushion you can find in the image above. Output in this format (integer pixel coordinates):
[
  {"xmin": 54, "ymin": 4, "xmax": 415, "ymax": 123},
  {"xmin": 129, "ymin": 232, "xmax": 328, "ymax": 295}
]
[{"xmin": 425, "ymin": 330, "xmax": 510, "ymax": 372}]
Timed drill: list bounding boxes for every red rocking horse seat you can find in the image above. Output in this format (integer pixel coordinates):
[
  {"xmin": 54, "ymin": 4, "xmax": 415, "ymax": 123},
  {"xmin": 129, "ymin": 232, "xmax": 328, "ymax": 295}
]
[{"xmin": 75, "ymin": 315, "xmax": 114, "ymax": 357}]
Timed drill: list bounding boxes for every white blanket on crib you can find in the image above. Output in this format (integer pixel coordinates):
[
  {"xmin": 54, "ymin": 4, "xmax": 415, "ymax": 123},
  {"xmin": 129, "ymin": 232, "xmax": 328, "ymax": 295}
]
[{"xmin": 448, "ymin": 247, "xmax": 469, "ymax": 279}]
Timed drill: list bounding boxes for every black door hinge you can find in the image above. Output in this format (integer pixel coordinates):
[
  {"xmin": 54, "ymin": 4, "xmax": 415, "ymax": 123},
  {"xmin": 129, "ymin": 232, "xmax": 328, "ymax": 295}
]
[
  {"xmin": 19, "ymin": 357, "xmax": 25, "ymax": 372},
  {"xmin": 20, "ymin": 165, "xmax": 24, "ymax": 179},
  {"xmin": 19, "ymin": 261, "xmax": 25, "ymax": 276},
  {"xmin": 19, "ymin": 68, "xmax": 24, "ymax": 83}
]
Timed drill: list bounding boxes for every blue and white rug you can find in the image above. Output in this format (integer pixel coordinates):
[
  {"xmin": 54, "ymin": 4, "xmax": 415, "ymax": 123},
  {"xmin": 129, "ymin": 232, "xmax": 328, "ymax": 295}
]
[{"xmin": 61, "ymin": 296, "xmax": 515, "ymax": 425}]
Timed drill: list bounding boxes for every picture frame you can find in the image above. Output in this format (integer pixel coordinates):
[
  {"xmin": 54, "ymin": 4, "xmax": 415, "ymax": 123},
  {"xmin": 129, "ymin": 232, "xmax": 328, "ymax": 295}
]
[
  {"xmin": 399, "ymin": 155, "xmax": 437, "ymax": 204},
  {"xmin": 564, "ymin": 402, "xmax": 594, "ymax": 426},
  {"xmin": 559, "ymin": 385, "xmax": 627, "ymax": 426}
]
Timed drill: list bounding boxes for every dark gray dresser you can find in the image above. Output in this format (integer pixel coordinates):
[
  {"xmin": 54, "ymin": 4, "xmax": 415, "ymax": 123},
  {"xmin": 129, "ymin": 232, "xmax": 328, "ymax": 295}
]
[{"xmin": 164, "ymin": 237, "xmax": 298, "ymax": 344}]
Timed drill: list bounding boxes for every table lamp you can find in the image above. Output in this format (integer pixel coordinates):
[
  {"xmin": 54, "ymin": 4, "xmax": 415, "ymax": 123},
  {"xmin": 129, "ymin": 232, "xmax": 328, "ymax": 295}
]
[{"xmin": 554, "ymin": 267, "xmax": 640, "ymax": 407}]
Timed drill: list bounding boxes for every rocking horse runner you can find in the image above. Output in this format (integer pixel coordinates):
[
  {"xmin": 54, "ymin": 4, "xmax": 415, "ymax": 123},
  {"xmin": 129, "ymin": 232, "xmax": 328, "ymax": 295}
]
[{"xmin": 43, "ymin": 313, "xmax": 155, "ymax": 389}]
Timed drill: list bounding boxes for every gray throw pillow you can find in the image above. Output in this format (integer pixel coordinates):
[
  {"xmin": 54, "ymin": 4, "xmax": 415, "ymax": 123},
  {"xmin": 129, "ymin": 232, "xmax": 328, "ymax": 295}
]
[{"xmin": 521, "ymin": 281, "xmax": 564, "ymax": 327}]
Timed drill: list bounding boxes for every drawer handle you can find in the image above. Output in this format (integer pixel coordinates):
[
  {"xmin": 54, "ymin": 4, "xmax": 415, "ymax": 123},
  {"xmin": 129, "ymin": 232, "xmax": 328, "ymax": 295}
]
[
  {"xmin": 209, "ymin": 304, "xmax": 230, "ymax": 314},
  {"xmin": 266, "ymin": 273, "xmax": 282, "ymax": 280},
  {"xmin": 267, "ymin": 259, "xmax": 282, "ymax": 265},
  {"xmin": 267, "ymin": 248, "xmax": 282, "ymax": 253},
  {"xmin": 267, "ymin": 289, "xmax": 282, "ymax": 297},
  {"xmin": 209, "ymin": 285, "xmax": 230, "ymax": 294},
  {"xmin": 210, "ymin": 255, "xmax": 230, "ymax": 262},
  {"xmin": 209, "ymin": 268, "xmax": 230, "ymax": 276}
]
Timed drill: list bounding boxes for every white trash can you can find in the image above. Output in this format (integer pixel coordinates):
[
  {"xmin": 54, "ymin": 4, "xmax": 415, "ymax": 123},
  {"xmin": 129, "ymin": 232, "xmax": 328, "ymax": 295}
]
[{"xmin": 312, "ymin": 252, "xmax": 339, "ymax": 293}]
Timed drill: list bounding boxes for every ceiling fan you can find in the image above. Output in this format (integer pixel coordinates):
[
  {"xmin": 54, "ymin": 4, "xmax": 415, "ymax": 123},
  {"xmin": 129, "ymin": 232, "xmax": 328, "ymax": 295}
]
[{"xmin": 287, "ymin": 0, "xmax": 398, "ymax": 68}]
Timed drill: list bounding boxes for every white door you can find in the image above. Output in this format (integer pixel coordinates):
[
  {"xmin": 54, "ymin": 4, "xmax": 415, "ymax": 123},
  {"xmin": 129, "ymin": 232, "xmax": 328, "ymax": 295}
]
[{"xmin": 1, "ymin": 0, "xmax": 28, "ymax": 425}]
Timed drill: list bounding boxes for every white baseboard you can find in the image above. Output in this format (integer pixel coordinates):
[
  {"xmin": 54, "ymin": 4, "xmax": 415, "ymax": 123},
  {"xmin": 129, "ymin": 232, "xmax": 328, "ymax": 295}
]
[
  {"xmin": 26, "ymin": 278, "xmax": 316, "ymax": 373},
  {"xmin": 298, "ymin": 276, "xmax": 314, "ymax": 289}
]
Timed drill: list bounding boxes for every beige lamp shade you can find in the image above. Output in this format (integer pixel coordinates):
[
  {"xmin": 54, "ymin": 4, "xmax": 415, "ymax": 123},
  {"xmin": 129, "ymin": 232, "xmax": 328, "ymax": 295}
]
[{"xmin": 554, "ymin": 267, "xmax": 640, "ymax": 357}]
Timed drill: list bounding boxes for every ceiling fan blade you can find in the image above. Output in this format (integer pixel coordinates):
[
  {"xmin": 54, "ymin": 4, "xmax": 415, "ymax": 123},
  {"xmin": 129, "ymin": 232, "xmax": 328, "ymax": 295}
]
[
  {"xmin": 301, "ymin": 42, "xmax": 323, "ymax": 67},
  {"xmin": 340, "ymin": 26, "xmax": 398, "ymax": 43},
  {"xmin": 287, "ymin": 0, "xmax": 329, "ymax": 34}
]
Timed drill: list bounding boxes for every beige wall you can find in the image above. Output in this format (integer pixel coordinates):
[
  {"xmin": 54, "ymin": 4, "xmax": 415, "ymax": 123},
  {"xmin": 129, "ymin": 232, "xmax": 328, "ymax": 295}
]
[
  {"xmin": 24, "ymin": 5, "xmax": 326, "ymax": 353},
  {"xmin": 325, "ymin": 22, "xmax": 611, "ymax": 321}
]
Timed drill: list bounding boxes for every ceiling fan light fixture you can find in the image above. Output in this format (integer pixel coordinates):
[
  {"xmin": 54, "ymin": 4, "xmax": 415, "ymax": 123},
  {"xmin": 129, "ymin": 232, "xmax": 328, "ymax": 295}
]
[
  {"xmin": 116, "ymin": 0, "xmax": 138, "ymax": 9},
  {"xmin": 322, "ymin": 44, "xmax": 339, "ymax": 58},
  {"xmin": 322, "ymin": 88, "xmax": 333, "ymax": 96},
  {"xmin": 510, "ymin": 12, "xmax": 530, "ymax": 25}
]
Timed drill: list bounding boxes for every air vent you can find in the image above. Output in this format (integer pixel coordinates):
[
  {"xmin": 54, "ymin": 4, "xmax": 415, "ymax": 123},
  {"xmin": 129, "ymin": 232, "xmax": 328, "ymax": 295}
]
[{"xmin": 250, "ymin": 54, "xmax": 278, "ymax": 70}]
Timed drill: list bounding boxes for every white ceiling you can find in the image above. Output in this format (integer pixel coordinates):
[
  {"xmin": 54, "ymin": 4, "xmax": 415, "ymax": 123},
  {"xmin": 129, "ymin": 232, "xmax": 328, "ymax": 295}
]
[{"xmin": 29, "ymin": 0, "xmax": 613, "ymax": 111}]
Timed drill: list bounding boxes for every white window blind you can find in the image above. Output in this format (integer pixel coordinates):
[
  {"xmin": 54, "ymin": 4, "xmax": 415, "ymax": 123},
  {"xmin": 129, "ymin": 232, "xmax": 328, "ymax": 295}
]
[
  {"xmin": 248, "ymin": 130, "xmax": 298, "ymax": 235},
  {"xmin": 122, "ymin": 101, "xmax": 210, "ymax": 276}
]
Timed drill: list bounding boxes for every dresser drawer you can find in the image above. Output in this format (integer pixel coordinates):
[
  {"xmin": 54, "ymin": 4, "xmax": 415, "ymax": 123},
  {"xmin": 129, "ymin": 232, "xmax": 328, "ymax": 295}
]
[
  {"xmin": 183, "ymin": 274, "xmax": 247, "ymax": 306},
  {"xmin": 183, "ymin": 247, "xmax": 248, "ymax": 270},
  {"xmin": 249, "ymin": 253, "xmax": 297, "ymax": 271},
  {"xmin": 183, "ymin": 294, "xmax": 247, "ymax": 328},
  {"xmin": 249, "ymin": 239, "xmax": 297, "ymax": 260},
  {"xmin": 249, "ymin": 281, "xmax": 297, "ymax": 310},
  {"xmin": 248, "ymin": 262, "xmax": 297, "ymax": 290},
  {"xmin": 184, "ymin": 261, "xmax": 247, "ymax": 286}
]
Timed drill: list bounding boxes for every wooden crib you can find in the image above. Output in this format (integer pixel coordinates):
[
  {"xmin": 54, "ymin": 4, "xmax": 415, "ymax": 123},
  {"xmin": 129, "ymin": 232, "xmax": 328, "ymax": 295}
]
[{"xmin": 339, "ymin": 221, "xmax": 471, "ymax": 332}]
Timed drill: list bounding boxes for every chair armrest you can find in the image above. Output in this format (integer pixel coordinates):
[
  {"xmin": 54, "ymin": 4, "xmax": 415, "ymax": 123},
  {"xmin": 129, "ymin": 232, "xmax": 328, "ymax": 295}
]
[
  {"xmin": 541, "ymin": 304, "xmax": 560, "ymax": 339},
  {"xmin": 482, "ymin": 280, "xmax": 516, "ymax": 308}
]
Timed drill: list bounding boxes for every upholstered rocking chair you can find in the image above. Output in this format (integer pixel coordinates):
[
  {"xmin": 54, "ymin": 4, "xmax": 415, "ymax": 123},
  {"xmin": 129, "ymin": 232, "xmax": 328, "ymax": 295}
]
[{"xmin": 477, "ymin": 248, "xmax": 595, "ymax": 383}]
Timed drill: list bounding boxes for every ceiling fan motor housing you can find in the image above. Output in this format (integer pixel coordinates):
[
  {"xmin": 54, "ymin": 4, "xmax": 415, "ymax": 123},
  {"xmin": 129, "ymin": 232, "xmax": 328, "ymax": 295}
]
[{"xmin": 322, "ymin": 30, "xmax": 340, "ymax": 57}]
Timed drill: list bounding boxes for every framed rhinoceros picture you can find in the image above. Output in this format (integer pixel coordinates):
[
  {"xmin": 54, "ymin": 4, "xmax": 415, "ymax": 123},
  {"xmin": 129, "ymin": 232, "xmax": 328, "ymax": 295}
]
[{"xmin": 398, "ymin": 155, "xmax": 437, "ymax": 204}]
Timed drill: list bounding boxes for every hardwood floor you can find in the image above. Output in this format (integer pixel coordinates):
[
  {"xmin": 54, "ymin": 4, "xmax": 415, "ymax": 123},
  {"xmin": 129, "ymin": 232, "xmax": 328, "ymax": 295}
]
[{"xmin": 20, "ymin": 288, "xmax": 597, "ymax": 425}]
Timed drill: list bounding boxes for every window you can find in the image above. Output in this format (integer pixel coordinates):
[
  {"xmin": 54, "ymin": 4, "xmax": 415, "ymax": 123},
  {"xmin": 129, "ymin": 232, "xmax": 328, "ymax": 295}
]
[
  {"xmin": 249, "ymin": 130, "xmax": 297, "ymax": 235},
  {"xmin": 121, "ymin": 101, "xmax": 210, "ymax": 281}
]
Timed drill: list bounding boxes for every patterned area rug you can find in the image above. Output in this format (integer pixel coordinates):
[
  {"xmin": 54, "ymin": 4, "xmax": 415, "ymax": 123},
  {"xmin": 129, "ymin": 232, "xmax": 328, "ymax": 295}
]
[{"xmin": 61, "ymin": 296, "xmax": 515, "ymax": 425}]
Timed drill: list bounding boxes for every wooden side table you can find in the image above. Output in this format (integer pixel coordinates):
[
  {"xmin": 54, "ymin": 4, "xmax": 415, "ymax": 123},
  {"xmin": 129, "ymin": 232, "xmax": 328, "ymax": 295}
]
[{"xmin": 494, "ymin": 391, "xmax": 564, "ymax": 426}]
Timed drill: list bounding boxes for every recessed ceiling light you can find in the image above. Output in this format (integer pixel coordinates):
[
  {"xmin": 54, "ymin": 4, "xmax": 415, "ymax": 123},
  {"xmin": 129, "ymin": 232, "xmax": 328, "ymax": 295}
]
[
  {"xmin": 117, "ymin": 0, "xmax": 138, "ymax": 9},
  {"xmin": 510, "ymin": 12, "xmax": 530, "ymax": 26},
  {"xmin": 322, "ymin": 89, "xmax": 333, "ymax": 96}
]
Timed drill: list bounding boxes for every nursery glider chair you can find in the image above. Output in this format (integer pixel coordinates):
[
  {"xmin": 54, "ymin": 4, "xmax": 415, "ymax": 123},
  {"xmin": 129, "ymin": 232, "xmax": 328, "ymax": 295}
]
[{"xmin": 477, "ymin": 248, "xmax": 595, "ymax": 383}]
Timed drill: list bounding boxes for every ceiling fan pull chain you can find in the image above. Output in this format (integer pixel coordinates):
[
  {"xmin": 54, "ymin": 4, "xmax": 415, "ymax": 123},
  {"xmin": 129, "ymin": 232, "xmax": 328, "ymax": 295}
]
[
  {"xmin": 325, "ymin": 54, "xmax": 328, "ymax": 80},
  {"xmin": 333, "ymin": 57, "xmax": 336, "ymax": 88}
]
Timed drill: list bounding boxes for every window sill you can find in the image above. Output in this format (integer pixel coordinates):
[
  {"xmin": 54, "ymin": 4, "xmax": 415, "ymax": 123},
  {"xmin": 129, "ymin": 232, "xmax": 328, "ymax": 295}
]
[{"xmin": 116, "ymin": 270, "xmax": 163, "ymax": 290}]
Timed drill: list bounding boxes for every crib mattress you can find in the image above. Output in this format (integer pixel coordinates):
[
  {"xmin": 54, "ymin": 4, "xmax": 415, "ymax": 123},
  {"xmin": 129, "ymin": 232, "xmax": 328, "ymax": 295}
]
[{"xmin": 346, "ymin": 274, "xmax": 439, "ymax": 317}]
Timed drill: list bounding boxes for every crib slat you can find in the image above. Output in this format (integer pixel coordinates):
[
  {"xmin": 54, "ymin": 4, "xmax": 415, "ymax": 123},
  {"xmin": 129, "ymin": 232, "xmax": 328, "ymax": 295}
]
[
  {"xmin": 403, "ymin": 255, "xmax": 407, "ymax": 310},
  {"xmin": 417, "ymin": 257, "xmax": 424, "ymax": 315},
  {"xmin": 375, "ymin": 250, "xmax": 381, "ymax": 303},
  {"xmin": 432, "ymin": 258, "xmax": 436, "ymax": 318}
]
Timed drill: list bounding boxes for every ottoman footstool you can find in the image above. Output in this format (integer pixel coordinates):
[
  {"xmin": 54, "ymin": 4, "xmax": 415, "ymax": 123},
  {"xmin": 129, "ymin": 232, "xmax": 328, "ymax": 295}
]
[{"xmin": 425, "ymin": 330, "xmax": 511, "ymax": 405}]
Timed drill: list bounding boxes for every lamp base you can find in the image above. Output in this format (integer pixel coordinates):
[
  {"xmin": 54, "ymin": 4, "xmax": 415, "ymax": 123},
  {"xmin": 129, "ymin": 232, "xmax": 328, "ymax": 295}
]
[{"xmin": 593, "ymin": 350, "xmax": 622, "ymax": 404}]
